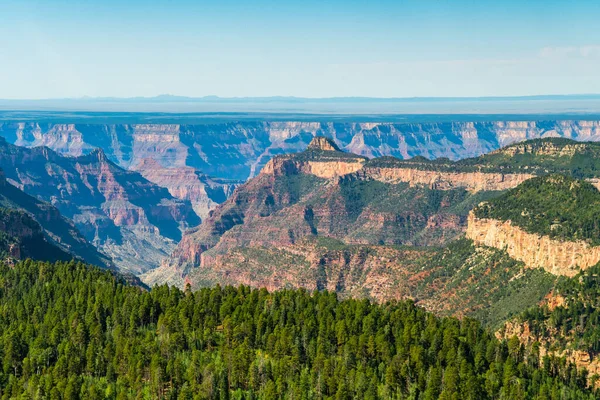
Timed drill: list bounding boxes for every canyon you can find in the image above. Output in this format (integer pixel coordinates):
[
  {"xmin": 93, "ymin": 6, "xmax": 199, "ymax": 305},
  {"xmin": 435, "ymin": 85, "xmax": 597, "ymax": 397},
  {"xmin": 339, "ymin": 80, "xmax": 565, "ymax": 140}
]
[
  {"xmin": 2, "ymin": 115, "xmax": 600, "ymax": 393},
  {"xmin": 2, "ymin": 120, "xmax": 600, "ymax": 182},
  {"xmin": 1, "ymin": 120, "xmax": 598, "ymax": 245},
  {"xmin": 0, "ymin": 169, "xmax": 112, "ymax": 268},
  {"xmin": 0, "ymin": 138, "xmax": 199, "ymax": 274},
  {"xmin": 132, "ymin": 158, "xmax": 240, "ymax": 219},
  {"xmin": 156, "ymin": 136, "xmax": 540, "ymax": 290},
  {"xmin": 3, "ymin": 121, "xmax": 600, "ymax": 287}
]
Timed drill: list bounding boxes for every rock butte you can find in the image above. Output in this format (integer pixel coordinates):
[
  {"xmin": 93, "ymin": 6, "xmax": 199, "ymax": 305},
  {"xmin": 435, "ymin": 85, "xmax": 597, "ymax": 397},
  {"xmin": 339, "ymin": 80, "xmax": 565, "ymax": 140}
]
[{"xmin": 262, "ymin": 137, "xmax": 537, "ymax": 192}]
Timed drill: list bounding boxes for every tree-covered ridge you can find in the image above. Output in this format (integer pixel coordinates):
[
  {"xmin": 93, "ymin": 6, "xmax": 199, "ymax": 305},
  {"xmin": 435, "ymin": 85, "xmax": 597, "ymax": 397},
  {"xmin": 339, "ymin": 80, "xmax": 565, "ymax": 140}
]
[
  {"xmin": 516, "ymin": 264, "xmax": 600, "ymax": 381},
  {"xmin": 0, "ymin": 260, "xmax": 596, "ymax": 399},
  {"xmin": 366, "ymin": 138, "xmax": 600, "ymax": 179},
  {"xmin": 277, "ymin": 148, "xmax": 368, "ymax": 163},
  {"xmin": 0, "ymin": 207, "xmax": 74, "ymax": 263},
  {"xmin": 473, "ymin": 175, "xmax": 600, "ymax": 245},
  {"xmin": 0, "ymin": 172, "xmax": 113, "ymax": 269}
]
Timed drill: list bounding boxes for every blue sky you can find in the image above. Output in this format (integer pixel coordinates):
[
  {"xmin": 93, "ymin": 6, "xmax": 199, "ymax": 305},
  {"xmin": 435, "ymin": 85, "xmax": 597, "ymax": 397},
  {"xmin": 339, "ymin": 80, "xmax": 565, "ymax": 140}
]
[{"xmin": 1, "ymin": 0, "xmax": 600, "ymax": 99}]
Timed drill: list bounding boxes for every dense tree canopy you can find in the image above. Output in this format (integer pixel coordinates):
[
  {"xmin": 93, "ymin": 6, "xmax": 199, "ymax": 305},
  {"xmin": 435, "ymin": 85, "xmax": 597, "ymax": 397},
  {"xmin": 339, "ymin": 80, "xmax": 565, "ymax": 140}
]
[
  {"xmin": 474, "ymin": 175, "xmax": 600, "ymax": 245},
  {"xmin": 521, "ymin": 263, "xmax": 600, "ymax": 362},
  {"xmin": 0, "ymin": 260, "xmax": 595, "ymax": 399}
]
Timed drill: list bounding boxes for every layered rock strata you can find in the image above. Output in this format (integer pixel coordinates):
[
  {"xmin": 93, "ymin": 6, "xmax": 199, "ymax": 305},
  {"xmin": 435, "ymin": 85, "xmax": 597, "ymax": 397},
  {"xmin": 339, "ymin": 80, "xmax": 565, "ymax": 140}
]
[
  {"xmin": 0, "ymin": 169, "xmax": 112, "ymax": 267},
  {"xmin": 161, "ymin": 137, "xmax": 533, "ymax": 288},
  {"xmin": 466, "ymin": 212, "xmax": 600, "ymax": 276},
  {"xmin": 4, "ymin": 120, "xmax": 600, "ymax": 181},
  {"xmin": 0, "ymin": 138, "xmax": 199, "ymax": 274},
  {"xmin": 360, "ymin": 167, "xmax": 535, "ymax": 191},
  {"xmin": 133, "ymin": 158, "xmax": 240, "ymax": 219}
]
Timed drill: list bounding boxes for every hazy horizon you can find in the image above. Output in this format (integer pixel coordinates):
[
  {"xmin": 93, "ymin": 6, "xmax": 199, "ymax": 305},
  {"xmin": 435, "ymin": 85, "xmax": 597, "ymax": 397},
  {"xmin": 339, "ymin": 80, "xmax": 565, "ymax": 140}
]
[
  {"xmin": 4, "ymin": 93, "xmax": 600, "ymax": 101},
  {"xmin": 3, "ymin": 94, "xmax": 600, "ymax": 116}
]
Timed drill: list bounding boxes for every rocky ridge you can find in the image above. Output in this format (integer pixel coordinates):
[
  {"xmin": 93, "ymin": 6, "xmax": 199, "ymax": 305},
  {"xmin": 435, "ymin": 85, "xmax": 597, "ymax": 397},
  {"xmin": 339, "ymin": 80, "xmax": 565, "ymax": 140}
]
[
  {"xmin": 0, "ymin": 169, "xmax": 112, "ymax": 268},
  {"xmin": 261, "ymin": 137, "xmax": 537, "ymax": 191},
  {"xmin": 0, "ymin": 138, "xmax": 199, "ymax": 274},
  {"xmin": 0, "ymin": 206, "xmax": 71, "ymax": 264}
]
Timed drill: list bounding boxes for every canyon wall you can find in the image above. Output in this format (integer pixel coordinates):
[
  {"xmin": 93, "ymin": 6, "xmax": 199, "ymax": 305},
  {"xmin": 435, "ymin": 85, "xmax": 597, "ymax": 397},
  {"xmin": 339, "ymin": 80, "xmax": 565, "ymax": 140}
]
[
  {"xmin": 0, "ymin": 139, "xmax": 199, "ymax": 274},
  {"xmin": 262, "ymin": 155, "xmax": 536, "ymax": 192},
  {"xmin": 466, "ymin": 212, "xmax": 600, "ymax": 276},
  {"xmin": 3, "ymin": 120, "xmax": 597, "ymax": 221},
  {"xmin": 3, "ymin": 120, "xmax": 600, "ymax": 181},
  {"xmin": 132, "ymin": 158, "xmax": 240, "ymax": 219},
  {"xmin": 361, "ymin": 167, "xmax": 535, "ymax": 191}
]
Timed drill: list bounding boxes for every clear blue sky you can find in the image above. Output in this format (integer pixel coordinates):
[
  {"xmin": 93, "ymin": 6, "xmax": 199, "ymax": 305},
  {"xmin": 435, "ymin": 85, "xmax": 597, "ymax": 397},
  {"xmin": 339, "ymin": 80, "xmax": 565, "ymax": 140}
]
[{"xmin": 1, "ymin": 0, "xmax": 600, "ymax": 99}]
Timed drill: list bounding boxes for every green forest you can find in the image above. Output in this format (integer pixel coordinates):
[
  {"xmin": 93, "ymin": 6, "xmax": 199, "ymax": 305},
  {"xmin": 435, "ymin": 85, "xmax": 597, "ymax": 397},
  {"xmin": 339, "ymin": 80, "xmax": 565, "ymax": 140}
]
[
  {"xmin": 473, "ymin": 175, "xmax": 600, "ymax": 245},
  {"xmin": 367, "ymin": 138, "xmax": 600, "ymax": 178},
  {"xmin": 0, "ymin": 260, "xmax": 596, "ymax": 399},
  {"xmin": 520, "ymin": 263, "xmax": 600, "ymax": 359}
]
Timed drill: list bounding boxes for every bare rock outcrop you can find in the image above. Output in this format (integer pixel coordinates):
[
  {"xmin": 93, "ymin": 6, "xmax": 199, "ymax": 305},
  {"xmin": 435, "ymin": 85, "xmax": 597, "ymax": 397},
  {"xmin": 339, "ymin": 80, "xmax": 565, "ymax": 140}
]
[
  {"xmin": 261, "ymin": 136, "xmax": 367, "ymax": 179},
  {"xmin": 307, "ymin": 136, "xmax": 342, "ymax": 151},
  {"xmin": 362, "ymin": 167, "xmax": 535, "ymax": 191},
  {"xmin": 262, "ymin": 158, "xmax": 366, "ymax": 179},
  {"xmin": 466, "ymin": 212, "xmax": 600, "ymax": 276},
  {"xmin": 133, "ymin": 158, "xmax": 240, "ymax": 219},
  {"xmin": 498, "ymin": 320, "xmax": 600, "ymax": 387}
]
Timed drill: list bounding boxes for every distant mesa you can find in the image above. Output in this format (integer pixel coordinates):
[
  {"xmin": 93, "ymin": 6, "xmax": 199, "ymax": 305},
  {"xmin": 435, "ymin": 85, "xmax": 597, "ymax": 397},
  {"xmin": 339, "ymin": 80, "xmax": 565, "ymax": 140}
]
[{"xmin": 307, "ymin": 136, "xmax": 341, "ymax": 152}]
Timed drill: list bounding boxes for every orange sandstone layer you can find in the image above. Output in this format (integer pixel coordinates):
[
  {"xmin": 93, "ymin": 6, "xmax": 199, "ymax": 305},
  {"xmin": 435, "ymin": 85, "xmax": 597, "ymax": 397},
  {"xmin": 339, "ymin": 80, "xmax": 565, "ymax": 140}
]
[{"xmin": 466, "ymin": 212, "xmax": 600, "ymax": 276}]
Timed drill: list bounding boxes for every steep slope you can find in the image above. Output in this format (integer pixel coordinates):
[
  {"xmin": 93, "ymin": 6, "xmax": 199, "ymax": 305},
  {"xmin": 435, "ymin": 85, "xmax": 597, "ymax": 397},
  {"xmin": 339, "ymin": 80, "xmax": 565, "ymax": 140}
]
[
  {"xmin": 163, "ymin": 236, "xmax": 554, "ymax": 328},
  {"xmin": 0, "ymin": 207, "xmax": 72, "ymax": 264},
  {"xmin": 0, "ymin": 169, "xmax": 112, "ymax": 268},
  {"xmin": 0, "ymin": 138, "xmax": 199, "ymax": 274},
  {"xmin": 499, "ymin": 264, "xmax": 600, "ymax": 385},
  {"xmin": 413, "ymin": 239, "xmax": 555, "ymax": 327},
  {"xmin": 3, "ymin": 120, "xmax": 600, "ymax": 181},
  {"xmin": 468, "ymin": 175, "xmax": 600, "ymax": 276}
]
